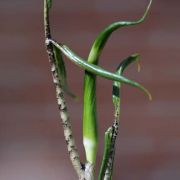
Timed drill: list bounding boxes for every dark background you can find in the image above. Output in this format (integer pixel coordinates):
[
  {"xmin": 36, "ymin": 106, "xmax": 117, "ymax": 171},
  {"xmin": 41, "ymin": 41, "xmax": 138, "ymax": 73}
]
[{"xmin": 0, "ymin": 0, "xmax": 180, "ymax": 179}]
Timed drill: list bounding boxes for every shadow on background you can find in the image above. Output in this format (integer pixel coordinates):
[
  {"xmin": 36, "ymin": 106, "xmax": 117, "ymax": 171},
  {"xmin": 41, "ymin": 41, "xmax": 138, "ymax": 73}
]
[{"xmin": 0, "ymin": 0, "xmax": 180, "ymax": 179}]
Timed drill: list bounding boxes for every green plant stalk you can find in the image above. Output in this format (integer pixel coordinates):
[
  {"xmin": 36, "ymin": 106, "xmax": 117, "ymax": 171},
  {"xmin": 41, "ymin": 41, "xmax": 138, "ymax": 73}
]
[
  {"xmin": 83, "ymin": 73, "xmax": 97, "ymax": 164},
  {"xmin": 82, "ymin": 0, "xmax": 152, "ymax": 165}
]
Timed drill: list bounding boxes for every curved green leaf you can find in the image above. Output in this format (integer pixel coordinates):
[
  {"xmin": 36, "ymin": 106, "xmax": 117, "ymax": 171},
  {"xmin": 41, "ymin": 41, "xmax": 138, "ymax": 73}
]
[
  {"xmin": 113, "ymin": 53, "xmax": 143, "ymax": 105},
  {"xmin": 88, "ymin": 0, "xmax": 152, "ymax": 64},
  {"xmin": 49, "ymin": 39, "xmax": 151, "ymax": 99}
]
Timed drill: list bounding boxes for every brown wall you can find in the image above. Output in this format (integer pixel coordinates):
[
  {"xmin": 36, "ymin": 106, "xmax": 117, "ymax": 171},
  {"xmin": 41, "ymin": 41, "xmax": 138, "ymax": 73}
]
[{"xmin": 0, "ymin": 0, "xmax": 180, "ymax": 179}]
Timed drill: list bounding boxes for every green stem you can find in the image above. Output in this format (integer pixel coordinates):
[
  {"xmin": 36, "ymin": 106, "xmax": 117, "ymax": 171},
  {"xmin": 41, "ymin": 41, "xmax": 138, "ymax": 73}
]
[{"xmin": 103, "ymin": 54, "xmax": 142, "ymax": 180}]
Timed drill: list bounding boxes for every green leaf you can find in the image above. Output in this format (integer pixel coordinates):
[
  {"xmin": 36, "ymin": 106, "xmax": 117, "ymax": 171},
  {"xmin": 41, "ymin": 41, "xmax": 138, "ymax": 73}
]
[
  {"xmin": 49, "ymin": 39, "xmax": 151, "ymax": 100},
  {"xmin": 98, "ymin": 127, "xmax": 113, "ymax": 180},
  {"xmin": 88, "ymin": 0, "xmax": 152, "ymax": 64},
  {"xmin": 112, "ymin": 53, "xmax": 142, "ymax": 105},
  {"xmin": 52, "ymin": 43, "xmax": 77, "ymax": 99}
]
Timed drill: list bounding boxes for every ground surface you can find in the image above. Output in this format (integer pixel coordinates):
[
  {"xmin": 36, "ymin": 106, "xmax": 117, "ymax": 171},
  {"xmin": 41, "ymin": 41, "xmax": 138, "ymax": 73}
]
[{"xmin": 0, "ymin": 0, "xmax": 180, "ymax": 179}]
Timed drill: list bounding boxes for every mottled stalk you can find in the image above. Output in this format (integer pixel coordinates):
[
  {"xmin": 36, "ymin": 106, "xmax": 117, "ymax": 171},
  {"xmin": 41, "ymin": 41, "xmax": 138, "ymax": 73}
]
[
  {"xmin": 44, "ymin": 1, "xmax": 84, "ymax": 179},
  {"xmin": 103, "ymin": 54, "xmax": 141, "ymax": 180}
]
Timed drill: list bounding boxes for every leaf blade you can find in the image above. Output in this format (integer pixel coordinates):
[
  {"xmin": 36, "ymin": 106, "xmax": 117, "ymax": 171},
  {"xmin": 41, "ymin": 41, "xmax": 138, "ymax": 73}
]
[
  {"xmin": 49, "ymin": 39, "xmax": 151, "ymax": 100},
  {"xmin": 52, "ymin": 43, "xmax": 77, "ymax": 99}
]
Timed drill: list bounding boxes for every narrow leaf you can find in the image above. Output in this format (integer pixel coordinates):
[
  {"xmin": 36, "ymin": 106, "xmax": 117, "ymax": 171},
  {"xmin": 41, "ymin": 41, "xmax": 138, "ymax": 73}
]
[
  {"xmin": 52, "ymin": 44, "xmax": 77, "ymax": 99},
  {"xmin": 98, "ymin": 127, "xmax": 113, "ymax": 180},
  {"xmin": 88, "ymin": 0, "xmax": 152, "ymax": 64},
  {"xmin": 49, "ymin": 39, "xmax": 151, "ymax": 100}
]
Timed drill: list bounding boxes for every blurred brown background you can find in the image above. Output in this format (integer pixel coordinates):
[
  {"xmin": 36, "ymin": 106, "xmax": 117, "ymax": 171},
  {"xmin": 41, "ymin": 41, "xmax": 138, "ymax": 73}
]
[{"xmin": 0, "ymin": 0, "xmax": 180, "ymax": 179}]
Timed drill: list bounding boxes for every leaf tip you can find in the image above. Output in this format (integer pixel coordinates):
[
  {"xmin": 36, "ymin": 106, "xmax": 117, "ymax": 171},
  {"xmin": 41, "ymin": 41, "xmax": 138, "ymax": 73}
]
[
  {"xmin": 139, "ymin": 0, "xmax": 153, "ymax": 22},
  {"xmin": 134, "ymin": 54, "xmax": 141, "ymax": 72},
  {"xmin": 143, "ymin": 87, "xmax": 152, "ymax": 101}
]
